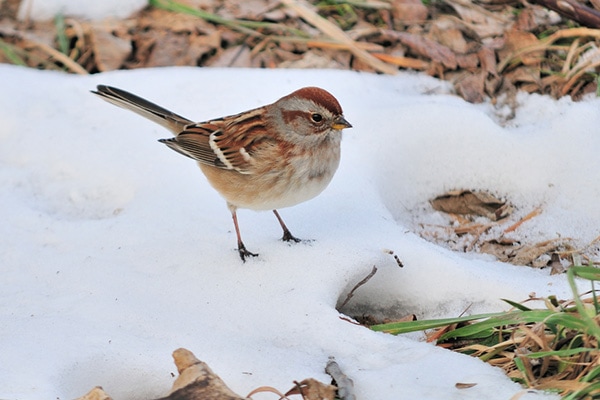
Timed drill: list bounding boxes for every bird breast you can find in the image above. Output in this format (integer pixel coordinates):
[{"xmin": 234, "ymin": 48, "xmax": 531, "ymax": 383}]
[{"xmin": 199, "ymin": 133, "xmax": 341, "ymax": 211}]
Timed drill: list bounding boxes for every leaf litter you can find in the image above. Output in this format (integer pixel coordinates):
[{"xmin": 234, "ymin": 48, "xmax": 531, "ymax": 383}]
[
  {"xmin": 415, "ymin": 189, "xmax": 592, "ymax": 272},
  {"xmin": 4, "ymin": 0, "xmax": 600, "ymax": 107}
]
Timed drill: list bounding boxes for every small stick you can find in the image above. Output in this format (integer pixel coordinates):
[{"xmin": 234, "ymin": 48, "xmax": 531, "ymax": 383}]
[{"xmin": 338, "ymin": 266, "xmax": 377, "ymax": 309}]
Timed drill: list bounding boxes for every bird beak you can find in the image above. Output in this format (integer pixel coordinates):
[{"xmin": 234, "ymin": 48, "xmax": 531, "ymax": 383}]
[{"xmin": 332, "ymin": 116, "xmax": 352, "ymax": 130}]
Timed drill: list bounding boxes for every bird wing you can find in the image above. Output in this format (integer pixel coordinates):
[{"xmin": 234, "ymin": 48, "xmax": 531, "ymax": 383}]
[{"xmin": 159, "ymin": 108, "xmax": 275, "ymax": 175}]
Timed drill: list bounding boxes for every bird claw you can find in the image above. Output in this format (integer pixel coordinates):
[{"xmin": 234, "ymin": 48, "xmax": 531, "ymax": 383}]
[
  {"xmin": 238, "ymin": 243, "xmax": 258, "ymax": 262},
  {"xmin": 282, "ymin": 230, "xmax": 302, "ymax": 243}
]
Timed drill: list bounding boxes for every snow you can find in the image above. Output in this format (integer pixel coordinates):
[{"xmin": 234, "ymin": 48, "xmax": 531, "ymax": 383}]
[
  {"xmin": 17, "ymin": 0, "xmax": 146, "ymax": 21},
  {"xmin": 5, "ymin": 63, "xmax": 597, "ymax": 400}
]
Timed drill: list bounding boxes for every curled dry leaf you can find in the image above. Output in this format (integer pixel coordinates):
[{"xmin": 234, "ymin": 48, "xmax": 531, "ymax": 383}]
[
  {"xmin": 163, "ymin": 348, "xmax": 246, "ymax": 400},
  {"xmin": 455, "ymin": 382, "xmax": 478, "ymax": 389},
  {"xmin": 430, "ymin": 190, "xmax": 511, "ymax": 221},
  {"xmin": 77, "ymin": 386, "xmax": 113, "ymax": 400},
  {"xmin": 285, "ymin": 378, "xmax": 337, "ymax": 400},
  {"xmin": 75, "ymin": 348, "xmax": 347, "ymax": 400}
]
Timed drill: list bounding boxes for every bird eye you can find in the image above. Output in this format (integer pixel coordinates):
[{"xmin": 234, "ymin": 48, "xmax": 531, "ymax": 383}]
[{"xmin": 311, "ymin": 113, "xmax": 323, "ymax": 123}]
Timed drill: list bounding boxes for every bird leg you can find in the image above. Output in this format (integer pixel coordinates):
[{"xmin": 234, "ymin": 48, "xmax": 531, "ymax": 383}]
[
  {"xmin": 273, "ymin": 210, "xmax": 301, "ymax": 243},
  {"xmin": 231, "ymin": 210, "xmax": 258, "ymax": 261}
]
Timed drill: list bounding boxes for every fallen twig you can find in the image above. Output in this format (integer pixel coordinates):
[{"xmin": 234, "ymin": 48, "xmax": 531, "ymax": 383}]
[{"xmin": 338, "ymin": 265, "xmax": 377, "ymax": 309}]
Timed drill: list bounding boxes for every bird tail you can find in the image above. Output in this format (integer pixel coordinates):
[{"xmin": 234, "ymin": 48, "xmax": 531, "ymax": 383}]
[{"xmin": 92, "ymin": 85, "xmax": 193, "ymax": 134}]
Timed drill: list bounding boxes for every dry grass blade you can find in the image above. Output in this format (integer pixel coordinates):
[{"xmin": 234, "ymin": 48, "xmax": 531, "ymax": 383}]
[
  {"xmin": 503, "ymin": 207, "xmax": 542, "ymax": 233},
  {"xmin": 0, "ymin": 24, "xmax": 88, "ymax": 74},
  {"xmin": 21, "ymin": 36, "xmax": 88, "ymax": 74},
  {"xmin": 371, "ymin": 53, "xmax": 429, "ymax": 69},
  {"xmin": 279, "ymin": 0, "xmax": 397, "ymax": 75},
  {"xmin": 246, "ymin": 385, "xmax": 290, "ymax": 398}
]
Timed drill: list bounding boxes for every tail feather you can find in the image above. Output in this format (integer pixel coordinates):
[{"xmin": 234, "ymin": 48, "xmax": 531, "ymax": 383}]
[{"xmin": 92, "ymin": 85, "xmax": 193, "ymax": 134}]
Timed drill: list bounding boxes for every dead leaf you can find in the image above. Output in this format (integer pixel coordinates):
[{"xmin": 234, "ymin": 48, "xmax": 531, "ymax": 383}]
[
  {"xmin": 207, "ymin": 44, "xmax": 252, "ymax": 67},
  {"xmin": 429, "ymin": 18, "xmax": 469, "ymax": 54},
  {"xmin": 498, "ymin": 30, "xmax": 544, "ymax": 69},
  {"xmin": 286, "ymin": 378, "xmax": 337, "ymax": 400},
  {"xmin": 455, "ymin": 382, "xmax": 478, "ymax": 389},
  {"xmin": 390, "ymin": 31, "xmax": 458, "ymax": 69},
  {"xmin": 76, "ymin": 387, "xmax": 113, "ymax": 400},
  {"xmin": 144, "ymin": 32, "xmax": 202, "ymax": 67},
  {"xmin": 430, "ymin": 190, "xmax": 511, "ymax": 220},
  {"xmin": 455, "ymin": 71, "xmax": 486, "ymax": 103},
  {"xmin": 480, "ymin": 238, "xmax": 572, "ymax": 267},
  {"xmin": 391, "ymin": 0, "xmax": 428, "ymax": 25},
  {"xmin": 479, "ymin": 238, "xmax": 522, "ymax": 263},
  {"xmin": 89, "ymin": 27, "xmax": 131, "ymax": 71},
  {"xmin": 446, "ymin": 0, "xmax": 512, "ymax": 39},
  {"xmin": 222, "ymin": 0, "xmax": 273, "ymax": 20},
  {"xmin": 166, "ymin": 348, "xmax": 245, "ymax": 399}
]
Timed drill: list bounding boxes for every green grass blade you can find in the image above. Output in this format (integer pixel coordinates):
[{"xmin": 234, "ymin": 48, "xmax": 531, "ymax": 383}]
[
  {"xmin": 501, "ymin": 298, "xmax": 533, "ymax": 311},
  {"xmin": 567, "ymin": 266, "xmax": 600, "ymax": 341},
  {"xmin": 148, "ymin": 0, "xmax": 308, "ymax": 37},
  {"xmin": 370, "ymin": 311, "xmax": 504, "ymax": 335},
  {"xmin": 0, "ymin": 39, "xmax": 27, "ymax": 66},
  {"xmin": 571, "ymin": 265, "xmax": 600, "ymax": 281},
  {"xmin": 525, "ymin": 347, "xmax": 595, "ymax": 358},
  {"xmin": 54, "ymin": 13, "xmax": 69, "ymax": 55},
  {"xmin": 439, "ymin": 310, "xmax": 555, "ymax": 341},
  {"xmin": 562, "ymin": 381, "xmax": 600, "ymax": 400}
]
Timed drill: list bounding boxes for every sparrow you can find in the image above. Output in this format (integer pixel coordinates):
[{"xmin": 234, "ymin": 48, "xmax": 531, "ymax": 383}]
[{"xmin": 92, "ymin": 85, "xmax": 351, "ymax": 261}]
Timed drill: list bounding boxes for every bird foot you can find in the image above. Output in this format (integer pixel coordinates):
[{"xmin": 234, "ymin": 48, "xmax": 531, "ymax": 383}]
[
  {"xmin": 238, "ymin": 243, "xmax": 258, "ymax": 262},
  {"xmin": 281, "ymin": 230, "xmax": 302, "ymax": 243}
]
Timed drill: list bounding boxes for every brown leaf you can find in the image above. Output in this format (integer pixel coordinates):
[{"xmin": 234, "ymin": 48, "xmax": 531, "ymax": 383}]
[
  {"xmin": 504, "ymin": 66, "xmax": 541, "ymax": 85},
  {"xmin": 89, "ymin": 27, "xmax": 131, "ymax": 72},
  {"xmin": 429, "ymin": 18, "xmax": 469, "ymax": 54},
  {"xmin": 430, "ymin": 190, "xmax": 511, "ymax": 220},
  {"xmin": 391, "ymin": 0, "xmax": 429, "ymax": 25},
  {"xmin": 446, "ymin": 0, "xmax": 512, "ymax": 39},
  {"xmin": 76, "ymin": 387, "xmax": 113, "ymax": 400},
  {"xmin": 163, "ymin": 348, "xmax": 246, "ymax": 400},
  {"xmin": 144, "ymin": 32, "xmax": 197, "ymax": 67},
  {"xmin": 285, "ymin": 378, "xmax": 337, "ymax": 400},
  {"xmin": 207, "ymin": 45, "xmax": 253, "ymax": 67},
  {"xmin": 222, "ymin": 0, "xmax": 273, "ymax": 20},
  {"xmin": 137, "ymin": 8, "xmax": 212, "ymax": 33},
  {"xmin": 391, "ymin": 31, "xmax": 458, "ymax": 69},
  {"xmin": 455, "ymin": 382, "xmax": 478, "ymax": 389},
  {"xmin": 499, "ymin": 30, "xmax": 543, "ymax": 68},
  {"xmin": 479, "ymin": 238, "xmax": 521, "ymax": 262},
  {"xmin": 456, "ymin": 53, "xmax": 479, "ymax": 69},
  {"xmin": 280, "ymin": 50, "xmax": 344, "ymax": 69},
  {"xmin": 455, "ymin": 71, "xmax": 486, "ymax": 103},
  {"xmin": 480, "ymin": 238, "xmax": 571, "ymax": 267}
]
